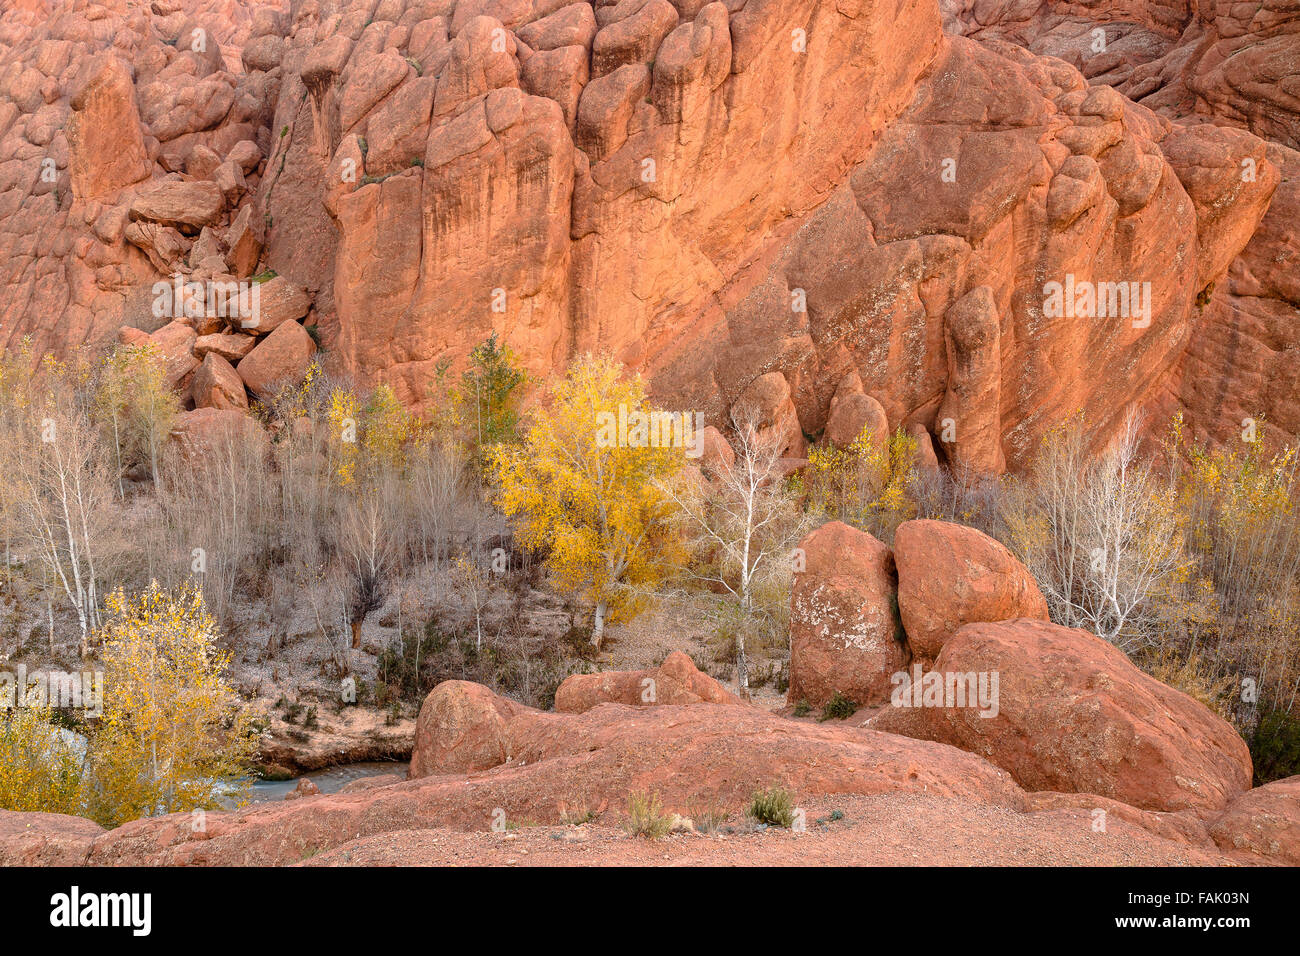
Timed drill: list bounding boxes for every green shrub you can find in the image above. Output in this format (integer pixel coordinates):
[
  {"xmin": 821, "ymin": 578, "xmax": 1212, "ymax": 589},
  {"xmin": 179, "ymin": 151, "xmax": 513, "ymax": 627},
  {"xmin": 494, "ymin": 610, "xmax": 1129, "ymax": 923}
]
[
  {"xmin": 748, "ymin": 786, "xmax": 795, "ymax": 828},
  {"xmin": 1250, "ymin": 708, "xmax": 1300, "ymax": 785},
  {"xmin": 791, "ymin": 698, "xmax": 812, "ymax": 718},
  {"xmin": 818, "ymin": 690, "xmax": 857, "ymax": 721}
]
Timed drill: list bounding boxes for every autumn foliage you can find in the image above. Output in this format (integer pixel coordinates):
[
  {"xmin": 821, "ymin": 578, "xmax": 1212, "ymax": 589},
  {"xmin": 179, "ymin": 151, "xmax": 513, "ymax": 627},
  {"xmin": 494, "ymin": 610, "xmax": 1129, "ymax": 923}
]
[{"xmin": 491, "ymin": 356, "xmax": 686, "ymax": 645}]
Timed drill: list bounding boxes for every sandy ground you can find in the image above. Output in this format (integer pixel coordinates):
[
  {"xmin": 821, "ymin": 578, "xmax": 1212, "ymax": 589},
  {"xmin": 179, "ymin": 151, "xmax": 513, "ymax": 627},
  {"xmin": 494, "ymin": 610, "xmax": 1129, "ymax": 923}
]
[{"xmin": 300, "ymin": 792, "xmax": 1240, "ymax": 867}]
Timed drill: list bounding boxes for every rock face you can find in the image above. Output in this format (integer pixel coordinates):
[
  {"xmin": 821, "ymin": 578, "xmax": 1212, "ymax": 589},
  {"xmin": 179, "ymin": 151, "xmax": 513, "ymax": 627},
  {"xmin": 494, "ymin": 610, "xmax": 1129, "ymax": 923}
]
[
  {"xmin": 935, "ymin": 286, "xmax": 1003, "ymax": 475},
  {"xmin": 788, "ymin": 521, "xmax": 908, "ymax": 709},
  {"xmin": 65, "ymin": 53, "xmax": 151, "ymax": 200},
  {"xmin": 1209, "ymin": 775, "xmax": 1300, "ymax": 865},
  {"xmin": 1146, "ymin": 142, "xmax": 1300, "ymax": 450},
  {"xmin": 0, "ymin": 0, "xmax": 1289, "ymax": 472},
  {"xmin": 869, "ymin": 619, "xmax": 1254, "ymax": 812},
  {"xmin": 893, "ymin": 519, "xmax": 1049, "ymax": 659},
  {"xmin": 944, "ymin": 0, "xmax": 1300, "ymax": 153},
  {"xmin": 939, "ymin": 2, "xmax": 1300, "ymax": 455},
  {"xmin": 554, "ymin": 650, "xmax": 741, "ymax": 713}
]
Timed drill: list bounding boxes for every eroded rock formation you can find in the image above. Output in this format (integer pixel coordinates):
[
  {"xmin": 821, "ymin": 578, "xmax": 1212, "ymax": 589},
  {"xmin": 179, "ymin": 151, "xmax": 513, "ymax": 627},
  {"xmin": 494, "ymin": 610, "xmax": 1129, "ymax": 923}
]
[{"xmin": 0, "ymin": 0, "xmax": 1292, "ymax": 467}]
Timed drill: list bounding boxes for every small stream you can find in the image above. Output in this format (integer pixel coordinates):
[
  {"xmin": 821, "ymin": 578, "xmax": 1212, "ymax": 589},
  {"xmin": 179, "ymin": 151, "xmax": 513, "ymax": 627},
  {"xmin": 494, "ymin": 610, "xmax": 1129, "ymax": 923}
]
[{"xmin": 221, "ymin": 762, "xmax": 407, "ymax": 807}]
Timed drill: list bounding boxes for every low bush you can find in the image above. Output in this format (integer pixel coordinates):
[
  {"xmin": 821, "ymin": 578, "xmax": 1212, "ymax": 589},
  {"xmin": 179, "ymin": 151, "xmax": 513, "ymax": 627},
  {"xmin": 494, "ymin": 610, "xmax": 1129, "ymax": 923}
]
[{"xmin": 748, "ymin": 786, "xmax": 795, "ymax": 828}]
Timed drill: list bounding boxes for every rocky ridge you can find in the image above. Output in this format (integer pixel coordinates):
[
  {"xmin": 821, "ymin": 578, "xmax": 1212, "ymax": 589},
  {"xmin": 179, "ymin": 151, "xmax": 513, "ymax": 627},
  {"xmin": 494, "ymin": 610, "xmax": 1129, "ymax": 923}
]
[{"xmin": 0, "ymin": 0, "xmax": 1294, "ymax": 463}]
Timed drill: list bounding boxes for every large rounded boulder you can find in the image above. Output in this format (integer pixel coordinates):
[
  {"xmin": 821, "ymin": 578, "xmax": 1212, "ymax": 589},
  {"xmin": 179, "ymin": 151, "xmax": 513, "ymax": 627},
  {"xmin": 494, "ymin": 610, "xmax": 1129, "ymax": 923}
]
[
  {"xmin": 869, "ymin": 619, "xmax": 1253, "ymax": 812},
  {"xmin": 555, "ymin": 651, "xmax": 742, "ymax": 713},
  {"xmin": 788, "ymin": 521, "xmax": 908, "ymax": 709},
  {"xmin": 894, "ymin": 519, "xmax": 1049, "ymax": 659},
  {"xmin": 409, "ymin": 680, "xmax": 528, "ymax": 777}
]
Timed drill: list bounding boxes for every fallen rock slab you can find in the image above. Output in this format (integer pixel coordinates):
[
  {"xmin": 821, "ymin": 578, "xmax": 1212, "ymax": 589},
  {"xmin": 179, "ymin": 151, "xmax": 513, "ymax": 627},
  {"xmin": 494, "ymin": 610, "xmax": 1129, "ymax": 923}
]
[
  {"xmin": 129, "ymin": 180, "xmax": 225, "ymax": 232},
  {"xmin": 236, "ymin": 319, "xmax": 316, "ymax": 400}
]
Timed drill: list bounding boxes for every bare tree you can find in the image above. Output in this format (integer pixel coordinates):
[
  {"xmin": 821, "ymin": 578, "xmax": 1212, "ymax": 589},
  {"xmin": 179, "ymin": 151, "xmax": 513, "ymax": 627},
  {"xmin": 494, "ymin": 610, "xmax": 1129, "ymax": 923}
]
[
  {"xmin": 662, "ymin": 410, "xmax": 811, "ymax": 696},
  {"xmin": 409, "ymin": 438, "xmax": 465, "ymax": 570},
  {"xmin": 451, "ymin": 553, "xmax": 491, "ymax": 655},
  {"xmin": 154, "ymin": 416, "xmax": 272, "ymax": 624},
  {"xmin": 17, "ymin": 407, "xmax": 116, "ymax": 656},
  {"xmin": 338, "ymin": 480, "xmax": 396, "ymax": 650},
  {"xmin": 1005, "ymin": 410, "xmax": 1184, "ymax": 652}
]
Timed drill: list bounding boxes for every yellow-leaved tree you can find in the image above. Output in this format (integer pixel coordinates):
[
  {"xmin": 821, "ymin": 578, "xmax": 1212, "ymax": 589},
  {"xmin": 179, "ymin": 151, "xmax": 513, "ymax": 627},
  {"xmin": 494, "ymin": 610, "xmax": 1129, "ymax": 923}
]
[
  {"xmin": 799, "ymin": 425, "xmax": 918, "ymax": 542},
  {"xmin": 0, "ymin": 704, "xmax": 84, "ymax": 814},
  {"xmin": 93, "ymin": 343, "xmax": 180, "ymax": 490},
  {"xmin": 85, "ymin": 582, "xmax": 259, "ymax": 828},
  {"xmin": 491, "ymin": 356, "xmax": 685, "ymax": 647}
]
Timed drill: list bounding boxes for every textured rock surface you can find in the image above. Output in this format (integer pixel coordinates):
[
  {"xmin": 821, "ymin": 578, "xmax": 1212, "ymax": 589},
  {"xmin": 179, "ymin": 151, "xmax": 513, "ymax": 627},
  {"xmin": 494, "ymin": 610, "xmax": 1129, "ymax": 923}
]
[
  {"xmin": 1209, "ymin": 775, "xmax": 1300, "ymax": 865},
  {"xmin": 824, "ymin": 372, "xmax": 888, "ymax": 449},
  {"xmin": 869, "ymin": 619, "xmax": 1254, "ymax": 812},
  {"xmin": 554, "ymin": 649, "xmax": 741, "ymax": 713},
  {"xmin": 5, "ymin": 673, "xmax": 1282, "ymax": 867},
  {"xmin": 0, "ymin": 0, "xmax": 1289, "ymax": 470},
  {"xmin": 943, "ymin": 0, "xmax": 1300, "ymax": 152},
  {"xmin": 941, "ymin": 2, "xmax": 1300, "ymax": 452},
  {"xmin": 894, "ymin": 518, "xmax": 1049, "ymax": 659},
  {"xmin": 409, "ymin": 679, "xmax": 526, "ymax": 777},
  {"xmin": 0, "ymin": 811, "xmax": 102, "ymax": 866},
  {"xmin": 235, "ymin": 316, "xmax": 315, "ymax": 399},
  {"xmin": 788, "ymin": 521, "xmax": 908, "ymax": 709},
  {"xmin": 1146, "ymin": 142, "xmax": 1300, "ymax": 450},
  {"xmin": 169, "ymin": 405, "xmax": 263, "ymax": 459},
  {"xmin": 0, "ymin": 790, "xmax": 1250, "ymax": 865},
  {"xmin": 55, "ymin": 684, "xmax": 1024, "ymax": 864},
  {"xmin": 190, "ymin": 350, "xmax": 247, "ymax": 409}
]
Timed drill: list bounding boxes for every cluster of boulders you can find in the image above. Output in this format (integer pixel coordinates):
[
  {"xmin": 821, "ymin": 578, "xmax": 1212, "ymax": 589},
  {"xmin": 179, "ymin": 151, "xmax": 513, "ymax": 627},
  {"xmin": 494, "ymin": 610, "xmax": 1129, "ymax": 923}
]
[
  {"xmin": 0, "ymin": 1, "xmax": 318, "ymax": 429},
  {"xmin": 787, "ymin": 518, "xmax": 1253, "ymax": 815},
  {"xmin": 118, "ymin": 268, "xmax": 316, "ymax": 418},
  {"xmin": 787, "ymin": 519, "xmax": 1048, "ymax": 708}
]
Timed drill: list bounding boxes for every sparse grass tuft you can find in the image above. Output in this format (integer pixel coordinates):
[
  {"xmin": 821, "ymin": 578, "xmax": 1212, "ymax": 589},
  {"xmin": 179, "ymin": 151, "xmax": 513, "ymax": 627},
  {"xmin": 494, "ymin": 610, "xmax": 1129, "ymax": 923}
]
[
  {"xmin": 624, "ymin": 790, "xmax": 672, "ymax": 840},
  {"xmin": 687, "ymin": 801, "xmax": 730, "ymax": 835}
]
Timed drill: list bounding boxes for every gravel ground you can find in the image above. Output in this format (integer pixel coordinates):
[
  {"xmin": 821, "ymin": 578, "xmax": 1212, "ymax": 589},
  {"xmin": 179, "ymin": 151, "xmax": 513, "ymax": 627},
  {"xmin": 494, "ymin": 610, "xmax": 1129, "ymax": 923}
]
[{"xmin": 300, "ymin": 792, "xmax": 1242, "ymax": 867}]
